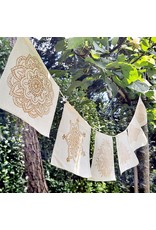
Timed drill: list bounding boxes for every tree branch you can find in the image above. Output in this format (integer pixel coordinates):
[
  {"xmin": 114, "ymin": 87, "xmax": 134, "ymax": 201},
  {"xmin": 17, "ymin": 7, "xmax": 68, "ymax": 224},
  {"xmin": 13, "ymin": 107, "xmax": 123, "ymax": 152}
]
[
  {"xmin": 131, "ymin": 44, "xmax": 155, "ymax": 64},
  {"xmin": 101, "ymin": 37, "xmax": 127, "ymax": 57}
]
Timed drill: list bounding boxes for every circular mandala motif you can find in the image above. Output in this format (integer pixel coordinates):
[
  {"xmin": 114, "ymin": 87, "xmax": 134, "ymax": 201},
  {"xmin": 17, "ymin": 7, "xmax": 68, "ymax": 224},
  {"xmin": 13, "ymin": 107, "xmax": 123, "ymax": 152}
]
[{"xmin": 7, "ymin": 55, "xmax": 54, "ymax": 118}]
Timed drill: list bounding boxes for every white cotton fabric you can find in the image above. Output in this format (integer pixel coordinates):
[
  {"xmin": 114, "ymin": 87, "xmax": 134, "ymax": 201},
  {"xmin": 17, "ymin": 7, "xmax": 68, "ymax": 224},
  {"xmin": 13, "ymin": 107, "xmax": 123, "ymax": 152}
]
[
  {"xmin": 0, "ymin": 37, "xmax": 59, "ymax": 137},
  {"xmin": 51, "ymin": 102, "xmax": 92, "ymax": 178},
  {"xmin": 134, "ymin": 97, "xmax": 147, "ymax": 127},
  {"xmin": 90, "ymin": 131, "xmax": 116, "ymax": 181},
  {"xmin": 116, "ymin": 130, "xmax": 139, "ymax": 174},
  {"xmin": 128, "ymin": 117, "xmax": 147, "ymax": 151}
]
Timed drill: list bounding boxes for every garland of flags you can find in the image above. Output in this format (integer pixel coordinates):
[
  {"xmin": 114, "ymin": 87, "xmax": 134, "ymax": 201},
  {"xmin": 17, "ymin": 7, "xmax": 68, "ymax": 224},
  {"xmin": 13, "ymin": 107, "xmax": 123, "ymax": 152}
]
[{"xmin": 0, "ymin": 37, "xmax": 148, "ymax": 181}]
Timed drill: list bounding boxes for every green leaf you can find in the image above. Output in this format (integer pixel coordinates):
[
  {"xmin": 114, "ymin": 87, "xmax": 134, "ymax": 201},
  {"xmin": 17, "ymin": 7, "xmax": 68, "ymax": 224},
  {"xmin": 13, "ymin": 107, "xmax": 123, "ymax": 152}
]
[
  {"xmin": 67, "ymin": 77, "xmax": 93, "ymax": 94},
  {"xmin": 151, "ymin": 37, "xmax": 156, "ymax": 43},
  {"xmin": 93, "ymin": 41, "xmax": 105, "ymax": 52},
  {"xmin": 135, "ymin": 55, "xmax": 155, "ymax": 67},
  {"xmin": 113, "ymin": 75, "xmax": 127, "ymax": 88},
  {"xmin": 148, "ymin": 108, "xmax": 156, "ymax": 120},
  {"xmin": 147, "ymin": 68, "xmax": 156, "ymax": 78},
  {"xmin": 85, "ymin": 57, "xmax": 106, "ymax": 71},
  {"xmin": 121, "ymin": 44, "xmax": 133, "ymax": 51},
  {"xmin": 112, "ymin": 37, "xmax": 119, "ymax": 46},
  {"xmin": 99, "ymin": 37, "xmax": 109, "ymax": 47},
  {"xmin": 66, "ymin": 81, "xmax": 82, "ymax": 94},
  {"xmin": 55, "ymin": 40, "xmax": 66, "ymax": 52},
  {"xmin": 120, "ymin": 63, "xmax": 140, "ymax": 84},
  {"xmin": 145, "ymin": 90, "xmax": 154, "ymax": 99},
  {"xmin": 106, "ymin": 61, "xmax": 119, "ymax": 69},
  {"xmin": 72, "ymin": 69, "xmax": 84, "ymax": 80},
  {"xmin": 90, "ymin": 50, "xmax": 100, "ymax": 60},
  {"xmin": 140, "ymin": 38, "xmax": 149, "ymax": 51},
  {"xmin": 127, "ymin": 80, "xmax": 150, "ymax": 93},
  {"xmin": 117, "ymin": 54, "xmax": 126, "ymax": 62},
  {"xmin": 60, "ymin": 50, "xmax": 73, "ymax": 62},
  {"xmin": 67, "ymin": 37, "xmax": 85, "ymax": 49},
  {"xmin": 49, "ymin": 69, "xmax": 67, "ymax": 77}
]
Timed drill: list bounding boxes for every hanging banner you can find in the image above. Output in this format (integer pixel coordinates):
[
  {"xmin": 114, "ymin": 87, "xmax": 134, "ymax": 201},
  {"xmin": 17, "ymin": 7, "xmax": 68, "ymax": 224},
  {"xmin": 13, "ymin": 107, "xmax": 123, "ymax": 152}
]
[
  {"xmin": 134, "ymin": 97, "xmax": 147, "ymax": 127},
  {"xmin": 0, "ymin": 37, "xmax": 59, "ymax": 137},
  {"xmin": 116, "ymin": 130, "xmax": 139, "ymax": 174},
  {"xmin": 90, "ymin": 131, "xmax": 116, "ymax": 181},
  {"xmin": 51, "ymin": 102, "xmax": 92, "ymax": 178},
  {"xmin": 128, "ymin": 117, "xmax": 148, "ymax": 151}
]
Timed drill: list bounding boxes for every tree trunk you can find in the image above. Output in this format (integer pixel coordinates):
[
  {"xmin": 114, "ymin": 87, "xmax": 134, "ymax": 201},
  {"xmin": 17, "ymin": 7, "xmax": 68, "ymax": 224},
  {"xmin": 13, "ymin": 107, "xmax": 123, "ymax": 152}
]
[
  {"xmin": 6, "ymin": 37, "xmax": 48, "ymax": 193},
  {"xmin": 136, "ymin": 124, "xmax": 150, "ymax": 193},
  {"xmin": 23, "ymin": 123, "xmax": 48, "ymax": 192}
]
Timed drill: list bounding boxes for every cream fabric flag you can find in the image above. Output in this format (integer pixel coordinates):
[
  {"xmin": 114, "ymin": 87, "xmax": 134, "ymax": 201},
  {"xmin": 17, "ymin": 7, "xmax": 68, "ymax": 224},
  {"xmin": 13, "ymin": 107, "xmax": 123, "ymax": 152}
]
[
  {"xmin": 90, "ymin": 131, "xmax": 116, "ymax": 181},
  {"xmin": 0, "ymin": 38, "xmax": 59, "ymax": 137},
  {"xmin": 51, "ymin": 102, "xmax": 92, "ymax": 178},
  {"xmin": 128, "ymin": 117, "xmax": 147, "ymax": 151},
  {"xmin": 134, "ymin": 97, "xmax": 147, "ymax": 127},
  {"xmin": 116, "ymin": 130, "xmax": 139, "ymax": 174}
]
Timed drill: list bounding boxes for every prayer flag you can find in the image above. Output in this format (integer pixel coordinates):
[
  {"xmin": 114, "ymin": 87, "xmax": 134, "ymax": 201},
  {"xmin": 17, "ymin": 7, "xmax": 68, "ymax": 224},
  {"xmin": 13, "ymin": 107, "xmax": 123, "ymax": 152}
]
[
  {"xmin": 134, "ymin": 97, "xmax": 147, "ymax": 127},
  {"xmin": 128, "ymin": 117, "xmax": 147, "ymax": 151},
  {"xmin": 116, "ymin": 130, "xmax": 139, "ymax": 174},
  {"xmin": 51, "ymin": 102, "xmax": 92, "ymax": 178},
  {"xmin": 0, "ymin": 37, "xmax": 59, "ymax": 137},
  {"xmin": 90, "ymin": 131, "xmax": 116, "ymax": 181}
]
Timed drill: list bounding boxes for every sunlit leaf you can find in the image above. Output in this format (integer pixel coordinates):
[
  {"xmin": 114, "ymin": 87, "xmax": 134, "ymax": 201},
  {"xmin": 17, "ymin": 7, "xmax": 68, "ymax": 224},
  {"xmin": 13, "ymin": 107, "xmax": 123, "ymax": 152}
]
[
  {"xmin": 151, "ymin": 37, "xmax": 156, "ymax": 43},
  {"xmin": 113, "ymin": 75, "xmax": 127, "ymax": 88},
  {"xmin": 135, "ymin": 55, "xmax": 155, "ymax": 67},
  {"xmin": 90, "ymin": 50, "xmax": 100, "ymax": 60},
  {"xmin": 140, "ymin": 38, "xmax": 149, "ymax": 51},
  {"xmin": 127, "ymin": 80, "xmax": 150, "ymax": 93},
  {"xmin": 120, "ymin": 63, "xmax": 140, "ymax": 84},
  {"xmin": 106, "ymin": 61, "xmax": 119, "ymax": 69}
]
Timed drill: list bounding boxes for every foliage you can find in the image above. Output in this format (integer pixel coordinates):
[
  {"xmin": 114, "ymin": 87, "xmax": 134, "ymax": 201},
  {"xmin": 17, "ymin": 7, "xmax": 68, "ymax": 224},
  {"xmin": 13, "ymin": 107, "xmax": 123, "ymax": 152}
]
[
  {"xmin": 0, "ymin": 112, "xmax": 27, "ymax": 192},
  {"xmin": 0, "ymin": 38, "xmax": 11, "ymax": 76},
  {"xmin": 35, "ymin": 37, "xmax": 156, "ymax": 193},
  {"xmin": 0, "ymin": 38, "xmax": 27, "ymax": 193}
]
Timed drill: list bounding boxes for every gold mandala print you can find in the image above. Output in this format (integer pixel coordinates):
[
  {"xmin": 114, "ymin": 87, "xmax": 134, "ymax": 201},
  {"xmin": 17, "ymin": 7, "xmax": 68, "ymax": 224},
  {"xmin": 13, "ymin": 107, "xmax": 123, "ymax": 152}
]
[
  {"xmin": 7, "ymin": 55, "xmax": 53, "ymax": 118},
  {"xmin": 96, "ymin": 142, "xmax": 112, "ymax": 177},
  {"xmin": 62, "ymin": 119, "xmax": 86, "ymax": 168}
]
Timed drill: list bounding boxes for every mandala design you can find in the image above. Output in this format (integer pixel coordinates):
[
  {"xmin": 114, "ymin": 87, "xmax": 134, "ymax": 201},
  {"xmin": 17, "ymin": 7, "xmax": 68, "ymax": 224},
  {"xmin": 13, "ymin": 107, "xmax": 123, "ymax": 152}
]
[
  {"xmin": 95, "ymin": 142, "xmax": 112, "ymax": 177},
  {"xmin": 7, "ymin": 55, "xmax": 54, "ymax": 118},
  {"xmin": 62, "ymin": 119, "xmax": 86, "ymax": 168}
]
